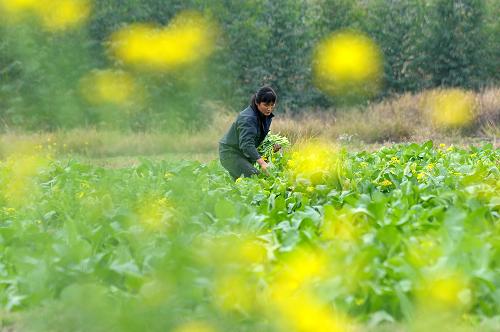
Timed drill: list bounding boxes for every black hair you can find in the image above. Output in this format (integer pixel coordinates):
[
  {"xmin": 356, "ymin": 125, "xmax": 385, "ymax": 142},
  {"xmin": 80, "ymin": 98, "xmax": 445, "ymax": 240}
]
[{"xmin": 250, "ymin": 86, "xmax": 277, "ymax": 109}]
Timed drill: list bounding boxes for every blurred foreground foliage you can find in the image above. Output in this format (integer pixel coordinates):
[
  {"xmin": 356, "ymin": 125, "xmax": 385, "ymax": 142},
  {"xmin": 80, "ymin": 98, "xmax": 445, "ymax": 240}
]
[
  {"xmin": 0, "ymin": 0, "xmax": 499, "ymax": 130},
  {"xmin": 0, "ymin": 142, "xmax": 499, "ymax": 331}
]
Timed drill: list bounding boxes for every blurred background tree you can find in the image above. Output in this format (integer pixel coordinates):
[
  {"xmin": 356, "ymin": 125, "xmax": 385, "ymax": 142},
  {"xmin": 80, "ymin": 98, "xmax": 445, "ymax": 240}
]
[{"xmin": 0, "ymin": 0, "xmax": 498, "ymax": 131}]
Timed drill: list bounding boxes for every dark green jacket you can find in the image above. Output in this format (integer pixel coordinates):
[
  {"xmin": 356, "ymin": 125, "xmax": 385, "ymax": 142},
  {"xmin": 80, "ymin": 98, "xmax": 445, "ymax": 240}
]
[{"xmin": 219, "ymin": 105, "xmax": 274, "ymax": 162}]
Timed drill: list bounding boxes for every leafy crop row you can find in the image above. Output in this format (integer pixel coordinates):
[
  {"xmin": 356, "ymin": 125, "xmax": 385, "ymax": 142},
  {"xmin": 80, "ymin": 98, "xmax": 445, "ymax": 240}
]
[{"xmin": 0, "ymin": 142, "xmax": 498, "ymax": 331}]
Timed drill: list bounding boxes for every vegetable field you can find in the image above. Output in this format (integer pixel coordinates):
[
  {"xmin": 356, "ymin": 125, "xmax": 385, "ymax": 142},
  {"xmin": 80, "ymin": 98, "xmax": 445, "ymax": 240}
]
[{"xmin": 1, "ymin": 141, "xmax": 499, "ymax": 331}]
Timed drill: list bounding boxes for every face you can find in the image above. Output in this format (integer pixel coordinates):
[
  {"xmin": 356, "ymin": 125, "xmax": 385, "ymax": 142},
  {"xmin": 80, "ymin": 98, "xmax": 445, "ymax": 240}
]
[{"xmin": 256, "ymin": 102, "xmax": 275, "ymax": 116}]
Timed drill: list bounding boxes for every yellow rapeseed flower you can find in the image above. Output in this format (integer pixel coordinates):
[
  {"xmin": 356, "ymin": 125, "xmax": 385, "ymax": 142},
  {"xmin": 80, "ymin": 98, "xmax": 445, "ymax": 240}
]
[
  {"xmin": 80, "ymin": 69, "xmax": 138, "ymax": 106},
  {"xmin": 213, "ymin": 273, "xmax": 256, "ymax": 312},
  {"xmin": 287, "ymin": 141, "xmax": 340, "ymax": 185},
  {"xmin": 380, "ymin": 179, "xmax": 392, "ymax": 187},
  {"xmin": 110, "ymin": 11, "xmax": 216, "ymax": 71},
  {"xmin": 321, "ymin": 206, "xmax": 359, "ymax": 242},
  {"xmin": 0, "ymin": 0, "xmax": 90, "ymax": 31},
  {"xmin": 313, "ymin": 30, "xmax": 383, "ymax": 98},
  {"xmin": 390, "ymin": 157, "xmax": 401, "ymax": 165},
  {"xmin": 1, "ymin": 152, "xmax": 50, "ymax": 207},
  {"xmin": 136, "ymin": 196, "xmax": 174, "ymax": 232},
  {"xmin": 417, "ymin": 271, "xmax": 470, "ymax": 311},
  {"xmin": 273, "ymin": 292, "xmax": 352, "ymax": 332},
  {"xmin": 173, "ymin": 321, "xmax": 216, "ymax": 332},
  {"xmin": 38, "ymin": 0, "xmax": 90, "ymax": 31},
  {"xmin": 424, "ymin": 89, "xmax": 475, "ymax": 128}
]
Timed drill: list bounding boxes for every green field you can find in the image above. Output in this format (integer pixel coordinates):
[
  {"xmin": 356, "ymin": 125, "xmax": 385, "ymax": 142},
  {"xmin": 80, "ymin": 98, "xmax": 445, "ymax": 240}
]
[{"xmin": 1, "ymin": 141, "xmax": 498, "ymax": 331}]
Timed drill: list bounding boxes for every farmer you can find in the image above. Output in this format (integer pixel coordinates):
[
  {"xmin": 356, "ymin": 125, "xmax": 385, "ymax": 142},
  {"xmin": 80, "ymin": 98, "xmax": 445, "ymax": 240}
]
[{"xmin": 219, "ymin": 86, "xmax": 280, "ymax": 180}]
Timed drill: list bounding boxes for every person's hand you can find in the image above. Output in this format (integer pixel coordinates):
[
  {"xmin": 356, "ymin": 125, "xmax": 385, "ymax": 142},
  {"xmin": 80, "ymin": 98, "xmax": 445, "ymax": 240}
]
[
  {"xmin": 273, "ymin": 144, "xmax": 282, "ymax": 153},
  {"xmin": 256, "ymin": 158, "xmax": 269, "ymax": 174}
]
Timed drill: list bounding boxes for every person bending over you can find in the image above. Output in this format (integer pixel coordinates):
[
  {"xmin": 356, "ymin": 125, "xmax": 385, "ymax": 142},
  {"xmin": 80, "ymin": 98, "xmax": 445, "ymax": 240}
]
[{"xmin": 219, "ymin": 86, "xmax": 280, "ymax": 180}]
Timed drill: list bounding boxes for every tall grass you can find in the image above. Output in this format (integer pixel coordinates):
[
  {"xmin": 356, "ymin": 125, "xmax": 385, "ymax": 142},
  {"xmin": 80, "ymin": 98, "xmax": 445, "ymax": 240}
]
[{"xmin": 0, "ymin": 88, "xmax": 498, "ymax": 160}]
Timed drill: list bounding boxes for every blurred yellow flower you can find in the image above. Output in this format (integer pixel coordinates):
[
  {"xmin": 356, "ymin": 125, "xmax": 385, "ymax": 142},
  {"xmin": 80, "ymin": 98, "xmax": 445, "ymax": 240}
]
[
  {"xmin": 80, "ymin": 69, "xmax": 138, "ymax": 106},
  {"xmin": 38, "ymin": 0, "xmax": 90, "ymax": 31},
  {"xmin": 287, "ymin": 141, "xmax": 340, "ymax": 185},
  {"xmin": 417, "ymin": 271, "xmax": 470, "ymax": 311},
  {"xmin": 213, "ymin": 273, "xmax": 256, "ymax": 312},
  {"xmin": 424, "ymin": 89, "xmax": 476, "ymax": 128},
  {"xmin": 274, "ymin": 292, "xmax": 351, "ymax": 332},
  {"xmin": 313, "ymin": 30, "xmax": 383, "ymax": 97},
  {"xmin": 321, "ymin": 206, "xmax": 360, "ymax": 242},
  {"xmin": 1, "ymin": 152, "xmax": 49, "ymax": 207},
  {"xmin": 173, "ymin": 321, "xmax": 216, "ymax": 332},
  {"xmin": 0, "ymin": 0, "xmax": 90, "ymax": 31},
  {"xmin": 136, "ymin": 196, "xmax": 174, "ymax": 232},
  {"xmin": 271, "ymin": 248, "xmax": 328, "ymax": 298},
  {"xmin": 110, "ymin": 11, "xmax": 216, "ymax": 71}
]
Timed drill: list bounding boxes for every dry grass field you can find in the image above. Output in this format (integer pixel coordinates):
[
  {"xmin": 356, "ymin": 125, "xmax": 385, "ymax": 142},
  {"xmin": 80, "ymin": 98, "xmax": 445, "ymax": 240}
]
[{"xmin": 1, "ymin": 88, "xmax": 498, "ymax": 164}]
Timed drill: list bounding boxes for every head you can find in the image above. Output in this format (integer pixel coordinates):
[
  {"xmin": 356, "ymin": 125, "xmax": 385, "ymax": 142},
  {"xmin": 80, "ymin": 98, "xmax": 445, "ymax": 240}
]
[{"xmin": 251, "ymin": 86, "xmax": 277, "ymax": 117}]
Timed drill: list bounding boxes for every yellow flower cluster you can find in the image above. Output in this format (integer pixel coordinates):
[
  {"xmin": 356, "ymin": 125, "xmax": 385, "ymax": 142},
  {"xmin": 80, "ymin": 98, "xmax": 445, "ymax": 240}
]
[
  {"xmin": 417, "ymin": 271, "xmax": 470, "ymax": 311},
  {"xmin": 110, "ymin": 11, "xmax": 216, "ymax": 71},
  {"xmin": 1, "ymin": 152, "xmax": 50, "ymax": 207},
  {"xmin": 269, "ymin": 248, "xmax": 352, "ymax": 332},
  {"xmin": 80, "ymin": 69, "xmax": 138, "ymax": 106},
  {"xmin": 389, "ymin": 156, "xmax": 401, "ymax": 165},
  {"xmin": 136, "ymin": 196, "xmax": 175, "ymax": 232},
  {"xmin": 313, "ymin": 30, "xmax": 383, "ymax": 97},
  {"xmin": 287, "ymin": 141, "xmax": 340, "ymax": 185},
  {"xmin": 380, "ymin": 179, "xmax": 393, "ymax": 187},
  {"xmin": 424, "ymin": 89, "xmax": 476, "ymax": 128},
  {"xmin": 0, "ymin": 0, "xmax": 90, "ymax": 31}
]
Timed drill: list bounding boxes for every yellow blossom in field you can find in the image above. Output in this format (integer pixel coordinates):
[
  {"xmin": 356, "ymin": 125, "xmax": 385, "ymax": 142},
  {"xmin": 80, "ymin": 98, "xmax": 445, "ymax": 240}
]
[
  {"xmin": 439, "ymin": 143, "xmax": 446, "ymax": 149},
  {"xmin": 389, "ymin": 157, "xmax": 401, "ymax": 165},
  {"xmin": 0, "ymin": 0, "xmax": 37, "ymax": 12},
  {"xmin": 173, "ymin": 321, "xmax": 216, "ymax": 332},
  {"xmin": 313, "ymin": 30, "xmax": 383, "ymax": 97},
  {"xmin": 136, "ymin": 196, "xmax": 174, "ymax": 232},
  {"xmin": 417, "ymin": 172, "xmax": 425, "ymax": 181},
  {"xmin": 271, "ymin": 248, "xmax": 328, "ymax": 297},
  {"xmin": 0, "ymin": 0, "xmax": 90, "ymax": 31},
  {"xmin": 110, "ymin": 11, "xmax": 216, "ymax": 71},
  {"xmin": 38, "ymin": 0, "xmax": 90, "ymax": 31},
  {"xmin": 80, "ymin": 69, "xmax": 138, "ymax": 106},
  {"xmin": 1, "ymin": 152, "xmax": 49, "ymax": 207},
  {"xmin": 417, "ymin": 271, "xmax": 470, "ymax": 310},
  {"xmin": 321, "ymin": 206, "xmax": 359, "ymax": 242},
  {"xmin": 424, "ymin": 89, "xmax": 476, "ymax": 128},
  {"xmin": 380, "ymin": 179, "xmax": 392, "ymax": 187},
  {"xmin": 427, "ymin": 163, "xmax": 435, "ymax": 171},
  {"xmin": 287, "ymin": 141, "xmax": 340, "ymax": 185},
  {"xmin": 274, "ymin": 292, "xmax": 352, "ymax": 332},
  {"xmin": 213, "ymin": 273, "xmax": 256, "ymax": 312}
]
